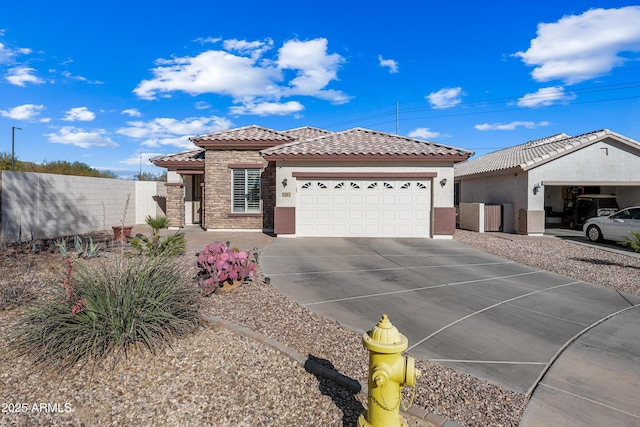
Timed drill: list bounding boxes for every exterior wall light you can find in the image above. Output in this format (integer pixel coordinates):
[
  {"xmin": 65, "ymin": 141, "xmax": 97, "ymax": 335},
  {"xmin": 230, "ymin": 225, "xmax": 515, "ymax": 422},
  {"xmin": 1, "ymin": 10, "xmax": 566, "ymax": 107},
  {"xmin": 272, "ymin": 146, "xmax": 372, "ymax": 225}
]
[
  {"xmin": 439, "ymin": 178, "xmax": 447, "ymax": 187},
  {"xmin": 282, "ymin": 178, "xmax": 288, "ymax": 188},
  {"xmin": 533, "ymin": 183, "xmax": 542, "ymax": 195}
]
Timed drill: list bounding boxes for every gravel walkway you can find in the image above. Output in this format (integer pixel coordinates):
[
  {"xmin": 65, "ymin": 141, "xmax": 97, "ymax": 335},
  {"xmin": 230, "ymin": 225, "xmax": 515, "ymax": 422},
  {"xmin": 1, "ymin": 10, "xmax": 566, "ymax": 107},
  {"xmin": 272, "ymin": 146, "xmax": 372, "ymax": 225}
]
[{"xmin": 1, "ymin": 230, "xmax": 638, "ymax": 427}]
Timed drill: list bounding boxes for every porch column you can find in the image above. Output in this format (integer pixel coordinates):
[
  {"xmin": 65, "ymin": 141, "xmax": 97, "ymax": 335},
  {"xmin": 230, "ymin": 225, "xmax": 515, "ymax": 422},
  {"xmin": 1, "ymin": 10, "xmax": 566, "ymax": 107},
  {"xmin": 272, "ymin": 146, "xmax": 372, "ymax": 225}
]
[{"xmin": 164, "ymin": 182, "xmax": 185, "ymax": 228}]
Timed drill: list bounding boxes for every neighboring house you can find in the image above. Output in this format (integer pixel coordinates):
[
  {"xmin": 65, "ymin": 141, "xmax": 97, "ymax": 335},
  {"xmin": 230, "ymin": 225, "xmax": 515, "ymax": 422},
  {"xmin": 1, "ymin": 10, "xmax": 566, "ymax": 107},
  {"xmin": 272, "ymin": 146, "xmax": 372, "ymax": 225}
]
[
  {"xmin": 151, "ymin": 125, "xmax": 473, "ymax": 238},
  {"xmin": 454, "ymin": 129, "xmax": 640, "ymax": 235}
]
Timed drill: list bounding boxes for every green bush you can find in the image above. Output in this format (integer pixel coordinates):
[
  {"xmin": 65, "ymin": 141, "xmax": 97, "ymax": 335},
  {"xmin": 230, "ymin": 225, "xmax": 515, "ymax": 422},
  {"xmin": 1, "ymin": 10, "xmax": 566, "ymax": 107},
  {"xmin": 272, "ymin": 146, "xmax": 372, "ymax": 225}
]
[
  {"xmin": 131, "ymin": 215, "xmax": 185, "ymax": 257},
  {"xmin": 10, "ymin": 254, "xmax": 199, "ymax": 370},
  {"xmin": 620, "ymin": 230, "xmax": 640, "ymax": 253}
]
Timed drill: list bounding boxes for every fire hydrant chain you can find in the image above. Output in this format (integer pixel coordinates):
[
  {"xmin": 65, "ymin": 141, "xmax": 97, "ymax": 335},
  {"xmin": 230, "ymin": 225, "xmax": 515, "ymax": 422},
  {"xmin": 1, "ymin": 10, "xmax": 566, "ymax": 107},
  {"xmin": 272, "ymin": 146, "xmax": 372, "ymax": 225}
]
[
  {"xmin": 371, "ymin": 388, "xmax": 400, "ymax": 412},
  {"xmin": 358, "ymin": 314, "xmax": 422, "ymax": 427}
]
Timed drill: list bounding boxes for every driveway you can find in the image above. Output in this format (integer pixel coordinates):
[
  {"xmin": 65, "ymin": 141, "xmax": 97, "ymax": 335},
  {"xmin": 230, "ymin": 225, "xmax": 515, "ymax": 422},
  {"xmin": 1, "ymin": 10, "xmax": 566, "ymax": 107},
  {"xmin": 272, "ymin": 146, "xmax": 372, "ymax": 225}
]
[{"xmin": 261, "ymin": 237, "xmax": 640, "ymax": 421}]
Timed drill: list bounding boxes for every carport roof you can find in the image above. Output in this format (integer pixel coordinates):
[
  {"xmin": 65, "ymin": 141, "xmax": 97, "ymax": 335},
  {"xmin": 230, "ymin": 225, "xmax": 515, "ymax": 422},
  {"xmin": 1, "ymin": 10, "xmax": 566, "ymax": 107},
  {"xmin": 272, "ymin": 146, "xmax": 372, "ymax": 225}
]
[
  {"xmin": 261, "ymin": 127, "xmax": 474, "ymax": 161},
  {"xmin": 455, "ymin": 129, "xmax": 640, "ymax": 177}
]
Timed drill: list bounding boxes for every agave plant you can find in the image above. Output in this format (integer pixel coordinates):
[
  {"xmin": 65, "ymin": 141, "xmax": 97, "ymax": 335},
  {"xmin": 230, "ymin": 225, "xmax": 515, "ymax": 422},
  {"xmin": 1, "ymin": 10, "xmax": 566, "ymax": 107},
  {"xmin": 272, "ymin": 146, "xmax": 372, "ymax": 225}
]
[{"xmin": 196, "ymin": 242, "xmax": 257, "ymax": 295}]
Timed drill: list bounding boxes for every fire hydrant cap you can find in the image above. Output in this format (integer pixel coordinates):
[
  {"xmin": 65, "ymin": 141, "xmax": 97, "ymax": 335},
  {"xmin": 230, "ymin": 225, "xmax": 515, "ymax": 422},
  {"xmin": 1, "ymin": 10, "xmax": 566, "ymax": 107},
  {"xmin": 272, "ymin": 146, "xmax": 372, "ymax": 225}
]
[{"xmin": 363, "ymin": 314, "xmax": 408, "ymax": 353}]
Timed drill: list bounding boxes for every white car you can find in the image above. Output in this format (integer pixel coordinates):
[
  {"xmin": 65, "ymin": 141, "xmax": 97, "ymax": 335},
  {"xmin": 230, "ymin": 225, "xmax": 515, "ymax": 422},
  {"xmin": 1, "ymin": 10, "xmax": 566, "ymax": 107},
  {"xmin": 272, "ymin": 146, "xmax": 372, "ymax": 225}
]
[{"xmin": 583, "ymin": 206, "xmax": 640, "ymax": 242}]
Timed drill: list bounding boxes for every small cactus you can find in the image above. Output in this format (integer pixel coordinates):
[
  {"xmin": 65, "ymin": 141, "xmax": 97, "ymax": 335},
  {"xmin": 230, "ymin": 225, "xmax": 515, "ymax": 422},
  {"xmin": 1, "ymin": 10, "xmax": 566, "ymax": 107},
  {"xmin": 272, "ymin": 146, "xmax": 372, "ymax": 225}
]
[{"xmin": 196, "ymin": 242, "xmax": 257, "ymax": 295}]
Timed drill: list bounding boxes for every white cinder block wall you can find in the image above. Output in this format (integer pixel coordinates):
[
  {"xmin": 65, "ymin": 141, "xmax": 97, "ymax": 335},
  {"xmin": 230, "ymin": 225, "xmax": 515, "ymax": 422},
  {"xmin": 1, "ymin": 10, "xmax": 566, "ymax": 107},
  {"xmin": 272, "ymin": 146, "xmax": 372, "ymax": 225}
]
[{"xmin": 0, "ymin": 171, "xmax": 166, "ymax": 242}]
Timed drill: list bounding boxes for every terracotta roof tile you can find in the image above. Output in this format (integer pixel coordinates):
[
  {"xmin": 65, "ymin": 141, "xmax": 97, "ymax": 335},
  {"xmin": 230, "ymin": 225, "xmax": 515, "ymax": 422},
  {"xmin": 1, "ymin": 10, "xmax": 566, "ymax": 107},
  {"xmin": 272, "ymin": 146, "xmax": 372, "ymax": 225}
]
[
  {"xmin": 150, "ymin": 149, "xmax": 204, "ymax": 164},
  {"xmin": 262, "ymin": 127, "xmax": 473, "ymax": 158},
  {"xmin": 191, "ymin": 125, "xmax": 295, "ymax": 144},
  {"xmin": 455, "ymin": 129, "xmax": 639, "ymax": 177},
  {"xmin": 282, "ymin": 126, "xmax": 333, "ymax": 141}
]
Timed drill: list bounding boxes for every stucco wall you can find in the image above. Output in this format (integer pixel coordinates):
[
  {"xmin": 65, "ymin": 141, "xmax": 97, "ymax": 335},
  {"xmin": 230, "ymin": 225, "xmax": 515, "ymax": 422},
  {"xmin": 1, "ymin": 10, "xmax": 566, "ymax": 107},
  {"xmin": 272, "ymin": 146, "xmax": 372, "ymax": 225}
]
[
  {"xmin": 0, "ymin": 171, "xmax": 165, "ymax": 242},
  {"xmin": 457, "ymin": 169, "xmax": 529, "ymax": 232},
  {"xmin": 530, "ymin": 139, "xmax": 640, "ymax": 183}
]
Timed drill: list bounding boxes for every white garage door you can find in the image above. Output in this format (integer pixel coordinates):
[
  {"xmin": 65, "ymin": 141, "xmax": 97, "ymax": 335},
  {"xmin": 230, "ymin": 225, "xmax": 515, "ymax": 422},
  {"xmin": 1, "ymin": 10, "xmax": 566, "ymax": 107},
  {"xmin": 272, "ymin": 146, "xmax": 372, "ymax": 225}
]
[{"xmin": 296, "ymin": 179, "xmax": 431, "ymax": 237}]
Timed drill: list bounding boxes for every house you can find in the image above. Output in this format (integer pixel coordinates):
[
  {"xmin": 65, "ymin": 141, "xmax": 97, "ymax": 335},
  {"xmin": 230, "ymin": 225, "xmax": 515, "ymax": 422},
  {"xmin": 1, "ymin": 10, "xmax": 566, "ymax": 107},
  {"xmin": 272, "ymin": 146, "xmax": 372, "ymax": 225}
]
[
  {"xmin": 151, "ymin": 125, "xmax": 473, "ymax": 238},
  {"xmin": 454, "ymin": 129, "xmax": 640, "ymax": 235}
]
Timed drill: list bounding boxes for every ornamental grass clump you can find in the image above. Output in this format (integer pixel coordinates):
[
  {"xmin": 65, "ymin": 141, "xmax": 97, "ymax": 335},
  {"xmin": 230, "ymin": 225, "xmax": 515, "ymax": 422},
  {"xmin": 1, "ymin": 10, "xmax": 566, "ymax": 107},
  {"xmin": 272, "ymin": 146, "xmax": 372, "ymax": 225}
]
[
  {"xmin": 197, "ymin": 242, "xmax": 257, "ymax": 295},
  {"xmin": 10, "ymin": 254, "xmax": 199, "ymax": 371}
]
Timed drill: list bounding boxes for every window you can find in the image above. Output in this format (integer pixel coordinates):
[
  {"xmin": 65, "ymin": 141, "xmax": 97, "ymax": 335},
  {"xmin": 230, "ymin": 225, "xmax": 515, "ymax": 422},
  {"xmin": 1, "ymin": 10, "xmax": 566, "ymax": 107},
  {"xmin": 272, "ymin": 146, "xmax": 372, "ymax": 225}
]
[{"xmin": 232, "ymin": 169, "xmax": 261, "ymax": 213}]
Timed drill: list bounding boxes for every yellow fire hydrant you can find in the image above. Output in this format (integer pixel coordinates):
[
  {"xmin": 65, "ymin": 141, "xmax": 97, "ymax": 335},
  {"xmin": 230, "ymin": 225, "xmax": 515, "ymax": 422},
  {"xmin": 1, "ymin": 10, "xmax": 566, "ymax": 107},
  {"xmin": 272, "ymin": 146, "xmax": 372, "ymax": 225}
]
[{"xmin": 358, "ymin": 314, "xmax": 421, "ymax": 427}]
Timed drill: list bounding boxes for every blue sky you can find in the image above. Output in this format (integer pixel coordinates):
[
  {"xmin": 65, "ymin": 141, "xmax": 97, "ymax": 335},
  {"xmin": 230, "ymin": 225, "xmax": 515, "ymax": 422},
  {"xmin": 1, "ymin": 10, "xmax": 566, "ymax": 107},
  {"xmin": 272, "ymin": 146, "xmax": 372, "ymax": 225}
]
[{"xmin": 1, "ymin": 1, "xmax": 639, "ymax": 178}]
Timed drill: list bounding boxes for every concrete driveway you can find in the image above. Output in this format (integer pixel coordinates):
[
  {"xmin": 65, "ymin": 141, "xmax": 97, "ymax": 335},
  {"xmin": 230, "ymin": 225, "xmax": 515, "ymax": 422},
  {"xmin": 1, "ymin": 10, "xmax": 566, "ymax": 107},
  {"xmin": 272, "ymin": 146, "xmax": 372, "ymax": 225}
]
[{"xmin": 261, "ymin": 237, "xmax": 640, "ymax": 424}]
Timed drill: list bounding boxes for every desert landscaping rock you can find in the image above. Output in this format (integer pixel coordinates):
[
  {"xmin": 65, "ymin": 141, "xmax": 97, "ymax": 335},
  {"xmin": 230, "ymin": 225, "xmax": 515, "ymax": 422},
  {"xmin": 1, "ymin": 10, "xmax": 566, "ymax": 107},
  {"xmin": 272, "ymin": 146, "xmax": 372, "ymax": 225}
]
[{"xmin": 1, "ymin": 230, "xmax": 638, "ymax": 426}]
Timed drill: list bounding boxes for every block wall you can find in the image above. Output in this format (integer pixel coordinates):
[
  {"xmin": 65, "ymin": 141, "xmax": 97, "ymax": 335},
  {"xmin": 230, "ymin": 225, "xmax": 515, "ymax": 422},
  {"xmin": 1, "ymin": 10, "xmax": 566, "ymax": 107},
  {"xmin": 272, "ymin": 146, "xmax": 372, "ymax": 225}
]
[{"xmin": 0, "ymin": 171, "xmax": 165, "ymax": 241}]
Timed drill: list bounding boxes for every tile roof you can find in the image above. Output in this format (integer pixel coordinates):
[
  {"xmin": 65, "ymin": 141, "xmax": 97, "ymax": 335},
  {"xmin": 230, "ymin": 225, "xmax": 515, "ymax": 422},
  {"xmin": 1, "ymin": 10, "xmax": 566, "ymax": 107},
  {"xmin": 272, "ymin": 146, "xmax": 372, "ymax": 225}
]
[
  {"xmin": 282, "ymin": 126, "xmax": 333, "ymax": 141},
  {"xmin": 191, "ymin": 125, "xmax": 295, "ymax": 144},
  {"xmin": 261, "ymin": 127, "xmax": 473, "ymax": 159},
  {"xmin": 149, "ymin": 149, "xmax": 204, "ymax": 165},
  {"xmin": 455, "ymin": 129, "xmax": 640, "ymax": 177}
]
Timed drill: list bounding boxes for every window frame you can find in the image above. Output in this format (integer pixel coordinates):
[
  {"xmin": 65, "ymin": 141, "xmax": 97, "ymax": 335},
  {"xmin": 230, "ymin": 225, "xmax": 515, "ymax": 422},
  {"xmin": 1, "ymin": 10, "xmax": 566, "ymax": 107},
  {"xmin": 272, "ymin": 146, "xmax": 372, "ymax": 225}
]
[{"xmin": 231, "ymin": 168, "xmax": 261, "ymax": 214}]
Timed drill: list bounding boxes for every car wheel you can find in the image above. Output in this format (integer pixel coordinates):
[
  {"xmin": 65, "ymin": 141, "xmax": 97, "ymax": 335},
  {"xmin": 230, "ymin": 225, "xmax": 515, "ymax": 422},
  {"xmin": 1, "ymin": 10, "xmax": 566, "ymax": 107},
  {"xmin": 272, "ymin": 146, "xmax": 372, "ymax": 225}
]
[{"xmin": 587, "ymin": 225, "xmax": 603, "ymax": 242}]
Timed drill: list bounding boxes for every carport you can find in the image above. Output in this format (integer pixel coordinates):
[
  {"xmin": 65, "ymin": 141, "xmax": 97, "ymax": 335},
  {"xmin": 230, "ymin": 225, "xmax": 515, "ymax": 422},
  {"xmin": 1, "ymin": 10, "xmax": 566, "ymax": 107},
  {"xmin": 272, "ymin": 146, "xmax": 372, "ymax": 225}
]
[{"xmin": 455, "ymin": 129, "xmax": 640, "ymax": 235}]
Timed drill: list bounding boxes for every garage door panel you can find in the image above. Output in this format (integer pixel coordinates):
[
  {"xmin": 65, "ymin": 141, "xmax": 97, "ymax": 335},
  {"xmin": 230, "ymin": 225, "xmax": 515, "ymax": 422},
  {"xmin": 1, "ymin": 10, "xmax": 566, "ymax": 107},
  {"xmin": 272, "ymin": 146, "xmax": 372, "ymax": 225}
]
[
  {"xmin": 333, "ymin": 195, "xmax": 347, "ymax": 204},
  {"xmin": 316, "ymin": 209, "xmax": 330, "ymax": 219},
  {"xmin": 350, "ymin": 210, "xmax": 363, "ymax": 220},
  {"xmin": 383, "ymin": 195, "xmax": 397, "ymax": 204},
  {"xmin": 316, "ymin": 195, "xmax": 330, "ymax": 205},
  {"xmin": 332, "ymin": 210, "xmax": 346, "ymax": 220},
  {"xmin": 398, "ymin": 210, "xmax": 413, "ymax": 220},
  {"xmin": 415, "ymin": 209, "xmax": 430, "ymax": 220},
  {"xmin": 366, "ymin": 211, "xmax": 379, "ymax": 220},
  {"xmin": 296, "ymin": 179, "xmax": 432, "ymax": 237},
  {"xmin": 366, "ymin": 195, "xmax": 380, "ymax": 204}
]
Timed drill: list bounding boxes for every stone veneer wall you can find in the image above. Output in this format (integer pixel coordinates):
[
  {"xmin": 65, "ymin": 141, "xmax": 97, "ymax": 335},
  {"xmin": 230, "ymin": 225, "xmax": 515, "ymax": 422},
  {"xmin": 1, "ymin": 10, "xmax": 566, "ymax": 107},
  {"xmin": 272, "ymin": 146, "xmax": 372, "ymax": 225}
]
[
  {"xmin": 203, "ymin": 150, "xmax": 275, "ymax": 230},
  {"xmin": 164, "ymin": 183, "xmax": 185, "ymax": 228}
]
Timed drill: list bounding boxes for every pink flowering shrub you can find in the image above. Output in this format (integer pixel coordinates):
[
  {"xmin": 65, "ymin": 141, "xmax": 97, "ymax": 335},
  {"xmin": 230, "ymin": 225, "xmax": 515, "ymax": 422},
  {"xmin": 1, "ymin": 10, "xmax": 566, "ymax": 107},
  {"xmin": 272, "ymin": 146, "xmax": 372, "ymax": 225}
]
[{"xmin": 197, "ymin": 242, "xmax": 257, "ymax": 295}]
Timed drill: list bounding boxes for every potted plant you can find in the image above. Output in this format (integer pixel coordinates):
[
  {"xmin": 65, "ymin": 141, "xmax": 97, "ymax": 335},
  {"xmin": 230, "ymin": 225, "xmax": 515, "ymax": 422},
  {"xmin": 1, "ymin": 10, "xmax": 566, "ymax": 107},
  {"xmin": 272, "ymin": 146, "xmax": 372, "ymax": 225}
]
[
  {"xmin": 112, "ymin": 225, "xmax": 133, "ymax": 241},
  {"xmin": 196, "ymin": 242, "xmax": 257, "ymax": 295}
]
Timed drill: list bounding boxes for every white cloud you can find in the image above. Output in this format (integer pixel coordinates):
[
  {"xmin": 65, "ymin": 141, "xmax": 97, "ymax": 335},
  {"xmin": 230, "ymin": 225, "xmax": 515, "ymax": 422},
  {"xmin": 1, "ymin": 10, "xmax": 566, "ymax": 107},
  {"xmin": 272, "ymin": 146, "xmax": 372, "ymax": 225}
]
[
  {"xmin": 194, "ymin": 101, "xmax": 211, "ymax": 110},
  {"xmin": 122, "ymin": 108, "xmax": 142, "ymax": 117},
  {"xmin": 517, "ymin": 86, "xmax": 576, "ymax": 107},
  {"xmin": 134, "ymin": 49, "xmax": 281, "ymax": 100},
  {"xmin": 230, "ymin": 101, "xmax": 304, "ymax": 116},
  {"xmin": 120, "ymin": 151, "xmax": 165, "ymax": 166},
  {"xmin": 0, "ymin": 103, "xmax": 45, "ymax": 120},
  {"xmin": 408, "ymin": 128, "xmax": 440, "ymax": 139},
  {"xmin": 46, "ymin": 126, "xmax": 118, "ymax": 148},
  {"xmin": 63, "ymin": 107, "xmax": 96, "ymax": 121},
  {"xmin": 475, "ymin": 121, "xmax": 551, "ymax": 131},
  {"xmin": 378, "ymin": 55, "xmax": 398, "ymax": 73},
  {"xmin": 60, "ymin": 70, "xmax": 103, "ymax": 84},
  {"xmin": 0, "ymin": 41, "xmax": 32, "ymax": 64},
  {"xmin": 6, "ymin": 66, "xmax": 44, "ymax": 86},
  {"xmin": 117, "ymin": 115, "xmax": 232, "ymax": 149},
  {"xmin": 515, "ymin": 6, "xmax": 640, "ymax": 84},
  {"xmin": 194, "ymin": 36, "xmax": 221, "ymax": 45},
  {"xmin": 223, "ymin": 38, "xmax": 273, "ymax": 59},
  {"xmin": 277, "ymin": 38, "xmax": 349, "ymax": 103},
  {"xmin": 426, "ymin": 87, "xmax": 464, "ymax": 109},
  {"xmin": 134, "ymin": 37, "xmax": 350, "ymax": 112}
]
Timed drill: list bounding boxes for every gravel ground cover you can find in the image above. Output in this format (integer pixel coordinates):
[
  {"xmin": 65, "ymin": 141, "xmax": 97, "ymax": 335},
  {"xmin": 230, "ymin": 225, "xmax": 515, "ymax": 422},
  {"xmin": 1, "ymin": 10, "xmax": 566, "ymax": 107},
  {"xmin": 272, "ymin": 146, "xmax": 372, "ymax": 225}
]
[{"xmin": 1, "ymin": 230, "xmax": 638, "ymax": 427}]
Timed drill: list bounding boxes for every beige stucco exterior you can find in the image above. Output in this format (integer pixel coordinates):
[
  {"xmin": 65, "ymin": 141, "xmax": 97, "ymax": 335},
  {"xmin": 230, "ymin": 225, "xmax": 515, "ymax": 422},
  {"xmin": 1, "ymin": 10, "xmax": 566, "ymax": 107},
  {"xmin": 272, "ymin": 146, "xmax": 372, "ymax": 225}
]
[{"xmin": 456, "ymin": 133, "xmax": 640, "ymax": 235}]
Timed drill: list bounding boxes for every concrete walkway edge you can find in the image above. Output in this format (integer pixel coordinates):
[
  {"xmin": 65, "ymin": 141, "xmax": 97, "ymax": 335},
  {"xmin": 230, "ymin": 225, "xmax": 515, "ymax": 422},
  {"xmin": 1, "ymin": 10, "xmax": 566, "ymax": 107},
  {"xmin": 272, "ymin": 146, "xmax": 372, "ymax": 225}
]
[{"xmin": 201, "ymin": 313, "xmax": 464, "ymax": 427}]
